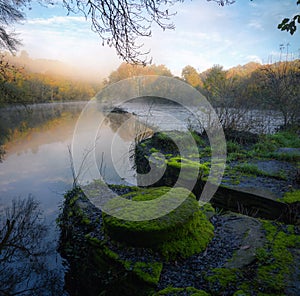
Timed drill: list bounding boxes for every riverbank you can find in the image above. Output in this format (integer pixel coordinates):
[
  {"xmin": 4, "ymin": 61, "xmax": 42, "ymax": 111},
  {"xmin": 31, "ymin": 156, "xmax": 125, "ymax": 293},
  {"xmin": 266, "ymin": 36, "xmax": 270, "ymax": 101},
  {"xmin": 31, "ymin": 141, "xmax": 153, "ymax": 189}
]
[
  {"xmin": 58, "ymin": 125, "xmax": 300, "ymax": 295},
  {"xmin": 58, "ymin": 185, "xmax": 300, "ymax": 295}
]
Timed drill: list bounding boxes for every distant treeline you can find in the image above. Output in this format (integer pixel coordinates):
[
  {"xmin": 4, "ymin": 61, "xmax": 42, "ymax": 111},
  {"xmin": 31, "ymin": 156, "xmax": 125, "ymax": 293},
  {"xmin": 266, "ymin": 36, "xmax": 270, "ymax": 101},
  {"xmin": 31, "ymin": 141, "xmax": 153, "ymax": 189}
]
[
  {"xmin": 0, "ymin": 53, "xmax": 101, "ymax": 107},
  {"xmin": 105, "ymin": 61, "xmax": 300, "ymax": 129}
]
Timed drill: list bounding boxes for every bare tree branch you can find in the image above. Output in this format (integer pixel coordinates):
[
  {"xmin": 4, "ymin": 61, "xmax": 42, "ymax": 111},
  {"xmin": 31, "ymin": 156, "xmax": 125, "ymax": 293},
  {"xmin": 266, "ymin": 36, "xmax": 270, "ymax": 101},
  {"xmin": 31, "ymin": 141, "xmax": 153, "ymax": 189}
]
[
  {"xmin": 0, "ymin": 0, "xmax": 30, "ymax": 52},
  {"xmin": 63, "ymin": 0, "xmax": 181, "ymax": 65}
]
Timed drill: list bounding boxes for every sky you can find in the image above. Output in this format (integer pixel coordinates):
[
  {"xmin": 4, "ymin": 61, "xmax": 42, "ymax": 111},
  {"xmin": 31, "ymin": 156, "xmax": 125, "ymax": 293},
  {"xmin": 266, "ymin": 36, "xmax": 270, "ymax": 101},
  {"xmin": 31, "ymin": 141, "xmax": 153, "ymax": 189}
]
[{"xmin": 14, "ymin": 0, "xmax": 300, "ymax": 79}]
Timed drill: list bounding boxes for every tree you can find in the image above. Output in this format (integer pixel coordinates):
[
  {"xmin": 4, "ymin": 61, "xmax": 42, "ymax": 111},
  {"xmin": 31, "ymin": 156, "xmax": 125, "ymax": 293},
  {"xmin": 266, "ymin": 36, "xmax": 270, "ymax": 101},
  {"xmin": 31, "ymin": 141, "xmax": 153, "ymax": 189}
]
[
  {"xmin": 105, "ymin": 62, "xmax": 173, "ymax": 85},
  {"xmin": 251, "ymin": 60, "xmax": 300, "ymax": 128},
  {"xmin": 0, "ymin": 0, "xmax": 32, "ymax": 52},
  {"xmin": 181, "ymin": 65, "xmax": 202, "ymax": 89},
  {"xmin": 62, "ymin": 0, "xmax": 181, "ymax": 65},
  {"xmin": 202, "ymin": 65, "xmax": 255, "ymax": 131}
]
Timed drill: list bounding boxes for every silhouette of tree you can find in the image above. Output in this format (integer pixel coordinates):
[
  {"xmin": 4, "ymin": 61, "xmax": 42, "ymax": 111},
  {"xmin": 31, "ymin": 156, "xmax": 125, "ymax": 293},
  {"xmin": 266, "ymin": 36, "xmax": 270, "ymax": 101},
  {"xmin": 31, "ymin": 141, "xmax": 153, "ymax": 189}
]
[
  {"xmin": 0, "ymin": 196, "xmax": 64, "ymax": 295},
  {"xmin": 0, "ymin": 0, "xmax": 31, "ymax": 52},
  {"xmin": 62, "ymin": 0, "xmax": 180, "ymax": 65},
  {"xmin": 278, "ymin": 0, "xmax": 300, "ymax": 35}
]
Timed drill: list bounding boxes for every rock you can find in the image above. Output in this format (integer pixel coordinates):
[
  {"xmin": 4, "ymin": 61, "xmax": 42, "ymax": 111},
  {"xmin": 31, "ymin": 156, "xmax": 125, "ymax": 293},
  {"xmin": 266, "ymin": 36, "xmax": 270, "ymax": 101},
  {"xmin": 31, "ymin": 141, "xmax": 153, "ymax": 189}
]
[
  {"xmin": 277, "ymin": 148, "xmax": 300, "ymax": 154},
  {"xmin": 59, "ymin": 187, "xmax": 300, "ymax": 296},
  {"xmin": 224, "ymin": 214, "xmax": 266, "ymax": 269}
]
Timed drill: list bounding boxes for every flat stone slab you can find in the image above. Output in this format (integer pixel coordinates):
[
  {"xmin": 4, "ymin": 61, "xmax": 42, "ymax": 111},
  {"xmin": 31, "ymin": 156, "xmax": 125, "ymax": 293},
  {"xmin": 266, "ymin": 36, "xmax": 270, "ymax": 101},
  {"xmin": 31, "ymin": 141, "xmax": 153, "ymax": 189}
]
[
  {"xmin": 224, "ymin": 214, "xmax": 266, "ymax": 269},
  {"xmin": 277, "ymin": 148, "xmax": 300, "ymax": 154}
]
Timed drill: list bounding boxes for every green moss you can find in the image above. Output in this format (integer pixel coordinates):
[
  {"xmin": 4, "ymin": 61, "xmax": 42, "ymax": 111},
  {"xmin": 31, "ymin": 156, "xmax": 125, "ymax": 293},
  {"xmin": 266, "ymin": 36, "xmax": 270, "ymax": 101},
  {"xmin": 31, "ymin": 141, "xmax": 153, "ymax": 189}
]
[
  {"xmin": 139, "ymin": 131, "xmax": 205, "ymax": 157},
  {"xmin": 159, "ymin": 209, "xmax": 214, "ymax": 260},
  {"xmin": 281, "ymin": 190, "xmax": 300, "ymax": 203},
  {"xmin": 153, "ymin": 286, "xmax": 210, "ymax": 296},
  {"xmin": 198, "ymin": 201, "xmax": 215, "ymax": 219},
  {"xmin": 207, "ymin": 268, "xmax": 240, "ymax": 291},
  {"xmin": 87, "ymin": 235, "xmax": 162, "ymax": 286},
  {"xmin": 166, "ymin": 157, "xmax": 209, "ymax": 179},
  {"xmin": 81, "ymin": 216, "xmax": 91, "ymax": 225},
  {"xmin": 150, "ymin": 147, "xmax": 160, "ymax": 153},
  {"xmin": 123, "ymin": 261, "xmax": 163, "ymax": 285},
  {"xmin": 86, "ymin": 235, "xmax": 120, "ymax": 261},
  {"xmin": 254, "ymin": 220, "xmax": 300, "ymax": 294},
  {"xmin": 102, "ymin": 187, "xmax": 214, "ymax": 260}
]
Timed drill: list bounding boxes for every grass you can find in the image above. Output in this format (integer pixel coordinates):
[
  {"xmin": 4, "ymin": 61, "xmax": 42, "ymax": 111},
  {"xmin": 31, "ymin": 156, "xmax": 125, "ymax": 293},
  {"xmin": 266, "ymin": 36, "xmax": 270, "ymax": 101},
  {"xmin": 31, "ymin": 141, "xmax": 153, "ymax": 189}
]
[
  {"xmin": 227, "ymin": 141, "xmax": 242, "ymax": 153},
  {"xmin": 233, "ymin": 163, "xmax": 288, "ymax": 180},
  {"xmin": 253, "ymin": 131, "xmax": 300, "ymax": 154},
  {"xmin": 225, "ymin": 131, "xmax": 300, "ymax": 163}
]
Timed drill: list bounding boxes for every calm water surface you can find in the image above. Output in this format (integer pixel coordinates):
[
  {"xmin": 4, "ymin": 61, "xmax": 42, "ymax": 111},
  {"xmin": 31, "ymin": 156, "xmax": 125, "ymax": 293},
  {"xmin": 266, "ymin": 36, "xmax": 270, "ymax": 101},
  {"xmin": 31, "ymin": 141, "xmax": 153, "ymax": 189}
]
[{"xmin": 0, "ymin": 101, "xmax": 153, "ymax": 294}]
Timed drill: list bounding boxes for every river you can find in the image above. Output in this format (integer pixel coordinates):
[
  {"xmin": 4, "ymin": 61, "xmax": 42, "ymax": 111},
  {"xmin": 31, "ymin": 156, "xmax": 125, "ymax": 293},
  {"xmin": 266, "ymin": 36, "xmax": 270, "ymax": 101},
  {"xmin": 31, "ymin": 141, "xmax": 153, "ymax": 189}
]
[{"xmin": 0, "ymin": 99, "xmax": 284, "ymax": 295}]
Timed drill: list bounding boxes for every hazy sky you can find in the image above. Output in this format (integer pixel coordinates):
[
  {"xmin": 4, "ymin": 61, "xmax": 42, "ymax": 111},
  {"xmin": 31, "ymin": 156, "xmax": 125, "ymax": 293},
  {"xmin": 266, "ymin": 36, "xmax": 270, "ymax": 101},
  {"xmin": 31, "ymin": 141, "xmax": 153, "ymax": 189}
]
[{"xmin": 15, "ymin": 0, "xmax": 300, "ymax": 78}]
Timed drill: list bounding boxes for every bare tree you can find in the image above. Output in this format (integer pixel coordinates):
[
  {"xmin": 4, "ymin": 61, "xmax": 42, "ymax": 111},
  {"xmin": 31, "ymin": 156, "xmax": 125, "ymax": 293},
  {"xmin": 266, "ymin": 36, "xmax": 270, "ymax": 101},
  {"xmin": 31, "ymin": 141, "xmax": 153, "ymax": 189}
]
[
  {"xmin": 0, "ymin": 0, "xmax": 30, "ymax": 52},
  {"xmin": 253, "ymin": 60, "xmax": 300, "ymax": 128},
  {"xmin": 201, "ymin": 64, "xmax": 255, "ymax": 132},
  {"xmin": 62, "ymin": 0, "xmax": 179, "ymax": 65}
]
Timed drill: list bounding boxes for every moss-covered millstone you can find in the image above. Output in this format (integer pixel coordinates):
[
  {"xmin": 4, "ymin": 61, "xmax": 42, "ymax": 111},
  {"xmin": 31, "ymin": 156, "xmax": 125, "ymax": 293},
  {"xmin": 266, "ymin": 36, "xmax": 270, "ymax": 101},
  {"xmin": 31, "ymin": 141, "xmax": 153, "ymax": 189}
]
[
  {"xmin": 102, "ymin": 187, "xmax": 214, "ymax": 260},
  {"xmin": 58, "ymin": 187, "xmax": 300, "ymax": 295}
]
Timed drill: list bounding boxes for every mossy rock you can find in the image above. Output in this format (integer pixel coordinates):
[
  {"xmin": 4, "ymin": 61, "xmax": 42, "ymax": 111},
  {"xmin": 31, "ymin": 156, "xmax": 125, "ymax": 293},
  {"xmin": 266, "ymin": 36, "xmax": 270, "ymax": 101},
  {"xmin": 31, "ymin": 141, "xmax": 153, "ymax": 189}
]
[
  {"xmin": 88, "ymin": 235, "xmax": 163, "ymax": 286},
  {"xmin": 102, "ymin": 187, "xmax": 214, "ymax": 260}
]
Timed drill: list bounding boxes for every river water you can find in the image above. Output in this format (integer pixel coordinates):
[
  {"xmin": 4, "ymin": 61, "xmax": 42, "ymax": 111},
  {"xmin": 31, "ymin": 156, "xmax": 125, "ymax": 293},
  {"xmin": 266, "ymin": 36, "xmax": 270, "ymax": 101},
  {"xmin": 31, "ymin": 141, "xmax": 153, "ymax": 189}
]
[{"xmin": 0, "ymin": 99, "xmax": 283, "ymax": 294}]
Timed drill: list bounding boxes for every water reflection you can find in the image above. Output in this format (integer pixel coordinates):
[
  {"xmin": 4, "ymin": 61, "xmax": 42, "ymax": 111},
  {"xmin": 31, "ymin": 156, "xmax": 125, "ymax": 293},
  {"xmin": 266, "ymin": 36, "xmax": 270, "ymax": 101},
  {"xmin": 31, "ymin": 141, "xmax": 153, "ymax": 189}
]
[
  {"xmin": 0, "ymin": 196, "xmax": 65, "ymax": 295},
  {"xmin": 0, "ymin": 104, "xmax": 83, "ymax": 296},
  {"xmin": 72, "ymin": 102, "xmax": 153, "ymax": 186},
  {"xmin": 0, "ymin": 102, "xmax": 86, "ymax": 161},
  {"xmin": 0, "ymin": 101, "xmax": 154, "ymax": 295}
]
